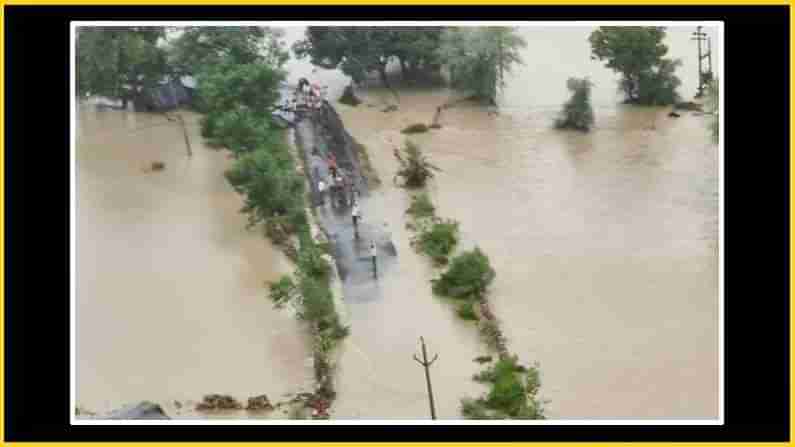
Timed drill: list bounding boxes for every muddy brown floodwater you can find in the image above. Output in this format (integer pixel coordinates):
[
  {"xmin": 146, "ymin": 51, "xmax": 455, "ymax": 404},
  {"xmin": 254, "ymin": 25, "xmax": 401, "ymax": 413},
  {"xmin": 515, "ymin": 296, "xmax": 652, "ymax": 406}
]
[
  {"xmin": 76, "ymin": 104, "xmax": 313, "ymax": 418},
  {"xmin": 329, "ymin": 26, "xmax": 719, "ymax": 419},
  {"xmin": 76, "ymin": 25, "xmax": 719, "ymax": 420}
]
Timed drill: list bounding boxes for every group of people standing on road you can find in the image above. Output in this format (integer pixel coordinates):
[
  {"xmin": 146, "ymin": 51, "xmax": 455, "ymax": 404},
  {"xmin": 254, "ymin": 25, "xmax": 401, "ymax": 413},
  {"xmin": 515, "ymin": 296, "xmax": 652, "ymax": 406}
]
[
  {"xmin": 301, "ymin": 83, "xmax": 377, "ymax": 279},
  {"xmin": 317, "ymin": 151, "xmax": 360, "ymax": 209}
]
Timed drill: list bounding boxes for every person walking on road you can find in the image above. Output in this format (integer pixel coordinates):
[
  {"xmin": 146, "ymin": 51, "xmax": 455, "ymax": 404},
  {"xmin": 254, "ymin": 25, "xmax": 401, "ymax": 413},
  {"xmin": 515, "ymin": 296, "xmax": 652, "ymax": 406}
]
[
  {"xmin": 318, "ymin": 179, "xmax": 327, "ymax": 206},
  {"xmin": 369, "ymin": 240, "xmax": 377, "ymax": 278},
  {"xmin": 351, "ymin": 201, "xmax": 361, "ymax": 238},
  {"xmin": 327, "ymin": 153, "xmax": 338, "ymax": 178}
]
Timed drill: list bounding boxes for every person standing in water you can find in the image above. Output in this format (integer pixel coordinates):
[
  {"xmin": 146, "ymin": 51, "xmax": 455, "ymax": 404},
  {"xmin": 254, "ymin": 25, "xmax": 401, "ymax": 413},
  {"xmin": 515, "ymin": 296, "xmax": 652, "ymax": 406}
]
[{"xmin": 369, "ymin": 240, "xmax": 377, "ymax": 278}]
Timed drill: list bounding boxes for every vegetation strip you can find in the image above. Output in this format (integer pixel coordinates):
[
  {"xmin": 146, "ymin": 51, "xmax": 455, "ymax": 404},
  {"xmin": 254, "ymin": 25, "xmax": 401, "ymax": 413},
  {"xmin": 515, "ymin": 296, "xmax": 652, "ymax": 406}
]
[
  {"xmin": 395, "ymin": 140, "xmax": 545, "ymax": 419},
  {"xmin": 177, "ymin": 27, "xmax": 347, "ymax": 419}
]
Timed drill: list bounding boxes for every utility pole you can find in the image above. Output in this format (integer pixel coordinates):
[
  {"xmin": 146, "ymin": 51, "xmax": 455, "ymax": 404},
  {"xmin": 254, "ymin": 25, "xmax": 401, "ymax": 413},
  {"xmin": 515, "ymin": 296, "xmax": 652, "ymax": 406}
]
[
  {"xmin": 413, "ymin": 336, "xmax": 438, "ymax": 420},
  {"xmin": 691, "ymin": 26, "xmax": 712, "ymax": 98}
]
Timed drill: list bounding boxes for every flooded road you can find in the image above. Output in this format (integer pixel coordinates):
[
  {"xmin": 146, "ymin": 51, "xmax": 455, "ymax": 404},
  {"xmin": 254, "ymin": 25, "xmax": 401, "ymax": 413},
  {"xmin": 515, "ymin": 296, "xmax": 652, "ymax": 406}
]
[
  {"xmin": 76, "ymin": 24, "xmax": 719, "ymax": 420},
  {"xmin": 326, "ymin": 26, "xmax": 719, "ymax": 419},
  {"xmin": 75, "ymin": 105, "xmax": 313, "ymax": 417}
]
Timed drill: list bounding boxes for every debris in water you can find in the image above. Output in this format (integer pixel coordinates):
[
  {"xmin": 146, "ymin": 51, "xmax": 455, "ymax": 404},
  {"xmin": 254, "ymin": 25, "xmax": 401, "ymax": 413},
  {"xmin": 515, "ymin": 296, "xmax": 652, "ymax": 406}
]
[
  {"xmin": 195, "ymin": 394, "xmax": 243, "ymax": 411},
  {"xmin": 151, "ymin": 161, "xmax": 165, "ymax": 171},
  {"xmin": 246, "ymin": 394, "xmax": 274, "ymax": 411}
]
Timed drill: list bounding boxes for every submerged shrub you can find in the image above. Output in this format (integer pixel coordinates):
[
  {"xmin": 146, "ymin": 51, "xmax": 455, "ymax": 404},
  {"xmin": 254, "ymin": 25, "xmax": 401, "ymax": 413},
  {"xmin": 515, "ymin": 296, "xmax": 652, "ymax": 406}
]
[
  {"xmin": 456, "ymin": 301, "xmax": 479, "ymax": 321},
  {"xmin": 555, "ymin": 77, "xmax": 595, "ymax": 132},
  {"xmin": 478, "ymin": 319, "xmax": 502, "ymax": 349},
  {"xmin": 268, "ymin": 275, "xmax": 298, "ymax": 308},
  {"xmin": 486, "ymin": 358, "xmax": 526, "ymax": 415},
  {"xmin": 406, "ymin": 192, "xmax": 436, "ymax": 218},
  {"xmin": 432, "ymin": 247, "xmax": 496, "ymax": 299},
  {"xmin": 297, "ymin": 241, "xmax": 331, "ymax": 281},
  {"xmin": 418, "ymin": 219, "xmax": 460, "ymax": 264},
  {"xmin": 298, "ymin": 275, "xmax": 335, "ymax": 324},
  {"xmin": 401, "ymin": 123, "xmax": 430, "ymax": 134},
  {"xmin": 394, "ymin": 140, "xmax": 441, "ymax": 188}
]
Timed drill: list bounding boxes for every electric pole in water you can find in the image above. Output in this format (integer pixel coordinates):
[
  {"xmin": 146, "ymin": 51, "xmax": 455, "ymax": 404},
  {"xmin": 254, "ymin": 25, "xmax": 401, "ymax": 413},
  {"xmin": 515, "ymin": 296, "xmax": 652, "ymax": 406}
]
[
  {"xmin": 691, "ymin": 26, "xmax": 712, "ymax": 98},
  {"xmin": 413, "ymin": 336, "xmax": 438, "ymax": 420}
]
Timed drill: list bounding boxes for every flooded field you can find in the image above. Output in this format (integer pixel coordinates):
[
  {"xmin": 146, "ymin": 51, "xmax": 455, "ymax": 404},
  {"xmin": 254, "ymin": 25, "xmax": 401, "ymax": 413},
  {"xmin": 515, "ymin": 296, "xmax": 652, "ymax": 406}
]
[
  {"xmin": 75, "ymin": 106, "xmax": 313, "ymax": 417},
  {"xmin": 76, "ymin": 25, "xmax": 719, "ymax": 420},
  {"xmin": 331, "ymin": 26, "xmax": 719, "ymax": 419}
]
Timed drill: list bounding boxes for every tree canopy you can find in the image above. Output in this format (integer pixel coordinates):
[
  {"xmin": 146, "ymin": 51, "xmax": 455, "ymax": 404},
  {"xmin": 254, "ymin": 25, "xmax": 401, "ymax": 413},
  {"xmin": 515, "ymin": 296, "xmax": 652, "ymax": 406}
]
[
  {"xmin": 167, "ymin": 26, "xmax": 288, "ymax": 77},
  {"xmin": 589, "ymin": 26, "xmax": 682, "ymax": 105},
  {"xmin": 293, "ymin": 27, "xmax": 443, "ymax": 84},
  {"xmin": 438, "ymin": 27, "xmax": 526, "ymax": 103},
  {"xmin": 77, "ymin": 27, "xmax": 169, "ymax": 106}
]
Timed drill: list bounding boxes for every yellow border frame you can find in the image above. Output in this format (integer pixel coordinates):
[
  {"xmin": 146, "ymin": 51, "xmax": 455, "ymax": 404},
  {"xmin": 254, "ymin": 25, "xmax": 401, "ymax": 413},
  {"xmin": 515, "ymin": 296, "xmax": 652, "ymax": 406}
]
[{"xmin": 1, "ymin": 2, "xmax": 789, "ymax": 445}]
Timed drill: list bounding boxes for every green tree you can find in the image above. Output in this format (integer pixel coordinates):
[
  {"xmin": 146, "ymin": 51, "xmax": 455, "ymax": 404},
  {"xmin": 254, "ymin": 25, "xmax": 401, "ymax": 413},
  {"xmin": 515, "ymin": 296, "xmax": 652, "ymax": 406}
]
[
  {"xmin": 294, "ymin": 27, "xmax": 443, "ymax": 85},
  {"xmin": 555, "ymin": 77, "xmax": 595, "ymax": 131},
  {"xmin": 431, "ymin": 247, "xmax": 496, "ymax": 299},
  {"xmin": 195, "ymin": 59, "xmax": 286, "ymax": 146},
  {"xmin": 439, "ymin": 27, "xmax": 526, "ymax": 104},
  {"xmin": 224, "ymin": 145, "xmax": 305, "ymax": 228},
  {"xmin": 77, "ymin": 26, "xmax": 169, "ymax": 108},
  {"xmin": 589, "ymin": 26, "xmax": 682, "ymax": 105},
  {"xmin": 294, "ymin": 27, "xmax": 391, "ymax": 84},
  {"xmin": 168, "ymin": 26, "xmax": 288, "ymax": 77},
  {"xmin": 390, "ymin": 27, "xmax": 443, "ymax": 79}
]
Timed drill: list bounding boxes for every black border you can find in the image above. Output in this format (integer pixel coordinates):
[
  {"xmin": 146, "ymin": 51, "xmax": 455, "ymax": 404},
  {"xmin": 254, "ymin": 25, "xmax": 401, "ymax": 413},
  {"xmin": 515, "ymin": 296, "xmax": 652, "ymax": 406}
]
[{"xmin": 5, "ymin": 4, "xmax": 790, "ymax": 442}]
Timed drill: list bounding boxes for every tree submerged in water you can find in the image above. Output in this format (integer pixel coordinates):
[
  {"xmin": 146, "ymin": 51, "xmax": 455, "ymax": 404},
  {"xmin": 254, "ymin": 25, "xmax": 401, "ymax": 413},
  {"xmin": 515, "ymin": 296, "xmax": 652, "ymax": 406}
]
[
  {"xmin": 393, "ymin": 140, "xmax": 441, "ymax": 188},
  {"xmin": 439, "ymin": 27, "xmax": 527, "ymax": 105},
  {"xmin": 589, "ymin": 27, "xmax": 682, "ymax": 106},
  {"xmin": 555, "ymin": 77, "xmax": 595, "ymax": 132}
]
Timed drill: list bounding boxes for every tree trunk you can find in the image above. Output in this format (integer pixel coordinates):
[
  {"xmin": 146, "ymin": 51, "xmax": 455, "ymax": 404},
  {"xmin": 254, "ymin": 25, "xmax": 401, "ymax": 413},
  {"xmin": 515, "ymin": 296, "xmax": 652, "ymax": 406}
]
[
  {"xmin": 399, "ymin": 58, "xmax": 408, "ymax": 80},
  {"xmin": 378, "ymin": 64, "xmax": 389, "ymax": 88}
]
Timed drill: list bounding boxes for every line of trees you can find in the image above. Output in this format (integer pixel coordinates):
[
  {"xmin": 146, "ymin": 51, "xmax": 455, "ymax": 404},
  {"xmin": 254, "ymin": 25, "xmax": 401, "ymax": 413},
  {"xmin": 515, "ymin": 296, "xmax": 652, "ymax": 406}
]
[
  {"xmin": 293, "ymin": 26, "xmax": 527, "ymax": 104},
  {"xmin": 79, "ymin": 25, "xmax": 690, "ymax": 115}
]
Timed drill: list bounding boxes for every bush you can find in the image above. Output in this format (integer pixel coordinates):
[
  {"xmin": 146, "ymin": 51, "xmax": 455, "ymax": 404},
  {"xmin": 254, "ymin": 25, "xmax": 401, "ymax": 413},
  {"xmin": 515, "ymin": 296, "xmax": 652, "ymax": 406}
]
[
  {"xmin": 406, "ymin": 192, "xmax": 435, "ymax": 218},
  {"xmin": 298, "ymin": 276, "xmax": 335, "ymax": 324},
  {"xmin": 463, "ymin": 356, "xmax": 545, "ymax": 419},
  {"xmin": 478, "ymin": 319, "xmax": 502, "ymax": 349},
  {"xmin": 417, "ymin": 219, "xmax": 459, "ymax": 264},
  {"xmin": 268, "ymin": 275, "xmax": 298, "ymax": 308},
  {"xmin": 486, "ymin": 359, "xmax": 526, "ymax": 416},
  {"xmin": 394, "ymin": 140, "xmax": 441, "ymax": 188},
  {"xmin": 456, "ymin": 301, "xmax": 479, "ymax": 321},
  {"xmin": 555, "ymin": 77, "xmax": 594, "ymax": 131},
  {"xmin": 225, "ymin": 148, "xmax": 306, "ymax": 229},
  {"xmin": 460, "ymin": 398, "xmax": 490, "ymax": 419},
  {"xmin": 432, "ymin": 247, "xmax": 496, "ymax": 299},
  {"xmin": 297, "ymin": 241, "xmax": 331, "ymax": 281},
  {"xmin": 401, "ymin": 123, "xmax": 430, "ymax": 134},
  {"xmin": 207, "ymin": 109, "xmax": 280, "ymax": 154}
]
